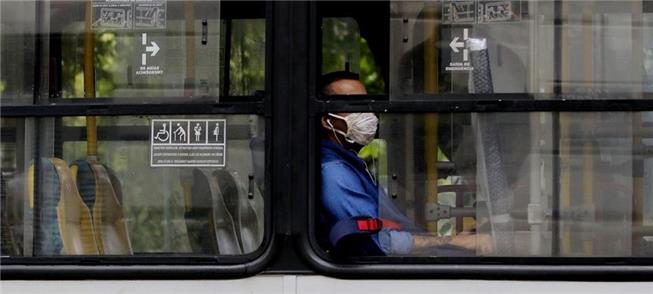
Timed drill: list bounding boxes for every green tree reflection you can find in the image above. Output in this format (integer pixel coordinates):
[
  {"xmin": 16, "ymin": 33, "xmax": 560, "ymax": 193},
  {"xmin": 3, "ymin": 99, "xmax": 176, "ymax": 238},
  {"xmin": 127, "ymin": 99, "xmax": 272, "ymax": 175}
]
[{"xmin": 322, "ymin": 18, "xmax": 385, "ymax": 95}]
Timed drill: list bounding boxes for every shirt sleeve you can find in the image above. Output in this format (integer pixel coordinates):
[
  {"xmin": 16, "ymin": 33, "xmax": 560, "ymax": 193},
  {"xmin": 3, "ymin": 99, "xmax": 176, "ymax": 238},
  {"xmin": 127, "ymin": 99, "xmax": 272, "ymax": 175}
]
[
  {"xmin": 321, "ymin": 161, "xmax": 414, "ymax": 255},
  {"xmin": 378, "ymin": 229, "xmax": 414, "ymax": 255}
]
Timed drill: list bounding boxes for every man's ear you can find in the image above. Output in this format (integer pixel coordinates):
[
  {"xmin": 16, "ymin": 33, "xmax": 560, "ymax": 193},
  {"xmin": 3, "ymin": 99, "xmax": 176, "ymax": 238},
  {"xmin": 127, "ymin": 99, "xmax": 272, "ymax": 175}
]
[{"xmin": 320, "ymin": 116, "xmax": 331, "ymax": 130}]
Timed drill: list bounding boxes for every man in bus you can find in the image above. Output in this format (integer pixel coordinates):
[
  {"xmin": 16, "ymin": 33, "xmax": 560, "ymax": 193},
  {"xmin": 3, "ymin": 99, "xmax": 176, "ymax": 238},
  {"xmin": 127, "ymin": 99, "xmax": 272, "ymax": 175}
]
[{"xmin": 318, "ymin": 71, "xmax": 493, "ymax": 256}]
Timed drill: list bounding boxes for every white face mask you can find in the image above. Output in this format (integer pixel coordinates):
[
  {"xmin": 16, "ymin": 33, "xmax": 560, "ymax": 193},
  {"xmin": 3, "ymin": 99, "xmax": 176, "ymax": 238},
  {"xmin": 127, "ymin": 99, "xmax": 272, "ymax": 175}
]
[{"xmin": 326, "ymin": 113, "xmax": 378, "ymax": 146}]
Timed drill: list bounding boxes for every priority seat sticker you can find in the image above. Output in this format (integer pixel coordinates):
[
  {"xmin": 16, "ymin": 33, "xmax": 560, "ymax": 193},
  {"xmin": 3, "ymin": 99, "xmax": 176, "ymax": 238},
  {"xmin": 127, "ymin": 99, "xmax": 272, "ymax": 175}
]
[{"xmin": 150, "ymin": 119, "xmax": 226, "ymax": 167}]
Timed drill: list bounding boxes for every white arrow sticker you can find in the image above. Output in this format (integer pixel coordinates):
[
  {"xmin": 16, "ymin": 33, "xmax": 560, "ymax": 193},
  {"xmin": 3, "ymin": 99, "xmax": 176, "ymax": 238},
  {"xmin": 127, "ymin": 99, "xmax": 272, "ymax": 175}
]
[
  {"xmin": 445, "ymin": 28, "xmax": 473, "ymax": 72},
  {"xmin": 449, "ymin": 36, "xmax": 465, "ymax": 53},
  {"xmin": 140, "ymin": 33, "xmax": 160, "ymax": 65},
  {"xmin": 449, "ymin": 28, "xmax": 469, "ymax": 61},
  {"xmin": 137, "ymin": 32, "xmax": 164, "ymax": 75},
  {"xmin": 146, "ymin": 41, "xmax": 160, "ymax": 56}
]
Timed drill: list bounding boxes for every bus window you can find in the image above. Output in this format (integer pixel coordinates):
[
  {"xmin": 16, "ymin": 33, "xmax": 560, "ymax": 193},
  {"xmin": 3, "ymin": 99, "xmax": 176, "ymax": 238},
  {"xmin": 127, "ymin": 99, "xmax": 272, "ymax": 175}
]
[
  {"xmin": 1, "ymin": 115, "xmax": 265, "ymax": 256},
  {"xmin": 0, "ymin": 1, "xmax": 37, "ymax": 104},
  {"xmin": 322, "ymin": 18, "xmax": 361, "ymax": 79},
  {"xmin": 228, "ymin": 18, "xmax": 266, "ymax": 96},
  {"xmin": 316, "ymin": 0, "xmax": 653, "ymax": 259},
  {"xmin": 320, "ymin": 1, "xmax": 388, "ymax": 96},
  {"xmin": 0, "ymin": 0, "xmax": 266, "ymax": 105},
  {"xmin": 374, "ymin": 111, "xmax": 653, "ymax": 257},
  {"xmin": 390, "ymin": 0, "xmax": 653, "ymax": 98},
  {"xmin": 0, "ymin": 0, "xmax": 268, "ymax": 261},
  {"xmin": 318, "ymin": 106, "xmax": 653, "ymax": 258}
]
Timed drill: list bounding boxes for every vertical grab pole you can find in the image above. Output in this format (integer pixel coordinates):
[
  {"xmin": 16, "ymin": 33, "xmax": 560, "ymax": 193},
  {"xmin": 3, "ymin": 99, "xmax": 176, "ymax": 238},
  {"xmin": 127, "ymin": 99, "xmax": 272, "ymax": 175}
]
[
  {"xmin": 633, "ymin": 113, "xmax": 643, "ymax": 252},
  {"xmin": 580, "ymin": 3, "xmax": 595, "ymax": 256},
  {"xmin": 83, "ymin": 0, "xmax": 97, "ymax": 161},
  {"xmin": 580, "ymin": 116, "xmax": 594, "ymax": 255},
  {"xmin": 529, "ymin": 113, "xmax": 544, "ymax": 255},
  {"xmin": 184, "ymin": 0, "xmax": 196, "ymax": 97},
  {"xmin": 423, "ymin": 3, "xmax": 440, "ymax": 233},
  {"xmin": 631, "ymin": 0, "xmax": 644, "ymax": 253},
  {"xmin": 559, "ymin": 114, "xmax": 571, "ymax": 255},
  {"xmin": 559, "ymin": 0, "xmax": 572, "ymax": 256}
]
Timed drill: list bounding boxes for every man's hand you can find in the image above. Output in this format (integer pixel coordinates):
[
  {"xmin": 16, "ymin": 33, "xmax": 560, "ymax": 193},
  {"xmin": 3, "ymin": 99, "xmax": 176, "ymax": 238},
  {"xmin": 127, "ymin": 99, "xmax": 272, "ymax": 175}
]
[
  {"xmin": 411, "ymin": 232, "xmax": 494, "ymax": 255},
  {"xmin": 451, "ymin": 233, "xmax": 494, "ymax": 254}
]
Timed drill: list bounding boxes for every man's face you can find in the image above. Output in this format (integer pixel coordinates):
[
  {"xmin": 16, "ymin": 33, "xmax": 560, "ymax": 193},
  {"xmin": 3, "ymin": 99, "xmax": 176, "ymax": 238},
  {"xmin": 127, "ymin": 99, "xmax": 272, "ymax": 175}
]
[
  {"xmin": 321, "ymin": 79, "xmax": 369, "ymax": 149},
  {"xmin": 323, "ymin": 78, "xmax": 368, "ymax": 130}
]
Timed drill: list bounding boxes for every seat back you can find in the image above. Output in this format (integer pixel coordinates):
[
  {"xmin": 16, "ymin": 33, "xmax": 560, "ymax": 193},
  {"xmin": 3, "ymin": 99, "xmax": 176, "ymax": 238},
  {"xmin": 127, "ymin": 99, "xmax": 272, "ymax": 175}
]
[
  {"xmin": 188, "ymin": 169, "xmax": 242, "ymax": 255},
  {"xmin": 249, "ymin": 137, "xmax": 265, "ymax": 194},
  {"xmin": 71, "ymin": 160, "xmax": 132, "ymax": 255},
  {"xmin": 30, "ymin": 158, "xmax": 99, "ymax": 255},
  {"xmin": 213, "ymin": 170, "xmax": 261, "ymax": 253},
  {"xmin": 30, "ymin": 159, "xmax": 64, "ymax": 255},
  {"xmin": 185, "ymin": 169, "xmax": 219, "ymax": 254},
  {"xmin": 91, "ymin": 163, "xmax": 132, "ymax": 255},
  {"xmin": 1, "ymin": 174, "xmax": 18, "ymax": 255}
]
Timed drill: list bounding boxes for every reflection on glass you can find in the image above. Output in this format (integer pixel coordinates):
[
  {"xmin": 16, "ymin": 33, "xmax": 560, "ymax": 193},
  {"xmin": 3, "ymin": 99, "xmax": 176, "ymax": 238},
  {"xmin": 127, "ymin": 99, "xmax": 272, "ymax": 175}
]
[
  {"xmin": 228, "ymin": 19, "xmax": 266, "ymax": 96},
  {"xmin": 322, "ymin": 17, "xmax": 386, "ymax": 95},
  {"xmin": 389, "ymin": 0, "xmax": 653, "ymax": 98},
  {"xmin": 0, "ymin": 115, "xmax": 265, "ymax": 256},
  {"xmin": 0, "ymin": 1, "xmax": 37, "ymax": 104},
  {"xmin": 1, "ymin": 1, "xmax": 267, "ymax": 104},
  {"xmin": 59, "ymin": 1, "xmax": 222, "ymax": 99},
  {"xmin": 373, "ymin": 112, "xmax": 653, "ymax": 257}
]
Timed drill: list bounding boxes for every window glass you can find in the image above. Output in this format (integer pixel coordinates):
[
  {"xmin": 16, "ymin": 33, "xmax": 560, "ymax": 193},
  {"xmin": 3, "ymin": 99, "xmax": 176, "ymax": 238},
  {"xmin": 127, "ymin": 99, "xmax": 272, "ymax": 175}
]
[
  {"xmin": 0, "ymin": 0, "xmax": 266, "ymax": 105},
  {"xmin": 1, "ymin": 115, "xmax": 265, "ymax": 256},
  {"xmin": 0, "ymin": 1, "xmax": 37, "ymax": 104},
  {"xmin": 228, "ymin": 19, "xmax": 266, "ymax": 96},
  {"xmin": 387, "ymin": 0, "xmax": 653, "ymax": 98},
  {"xmin": 322, "ymin": 17, "xmax": 386, "ymax": 95},
  {"xmin": 317, "ymin": 0, "xmax": 653, "ymax": 260},
  {"xmin": 319, "ymin": 111, "xmax": 653, "ymax": 257}
]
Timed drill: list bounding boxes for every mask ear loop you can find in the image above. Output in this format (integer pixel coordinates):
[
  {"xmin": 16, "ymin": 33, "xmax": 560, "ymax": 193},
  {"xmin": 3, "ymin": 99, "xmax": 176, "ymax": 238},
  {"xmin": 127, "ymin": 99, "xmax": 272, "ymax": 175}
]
[
  {"xmin": 328, "ymin": 113, "xmax": 356, "ymax": 144},
  {"xmin": 371, "ymin": 149, "xmax": 377, "ymax": 185},
  {"xmin": 326, "ymin": 118, "xmax": 345, "ymax": 147}
]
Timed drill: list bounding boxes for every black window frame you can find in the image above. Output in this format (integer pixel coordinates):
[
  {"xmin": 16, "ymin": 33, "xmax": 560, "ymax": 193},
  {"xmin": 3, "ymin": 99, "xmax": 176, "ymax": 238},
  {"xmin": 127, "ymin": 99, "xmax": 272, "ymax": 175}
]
[
  {"xmin": 300, "ymin": 0, "xmax": 653, "ymax": 280},
  {"xmin": 0, "ymin": 1, "xmax": 277, "ymax": 279}
]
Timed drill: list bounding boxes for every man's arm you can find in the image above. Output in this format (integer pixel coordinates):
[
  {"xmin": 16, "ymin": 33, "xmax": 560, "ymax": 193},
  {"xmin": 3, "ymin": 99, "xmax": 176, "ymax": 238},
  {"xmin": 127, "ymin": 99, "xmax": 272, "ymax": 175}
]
[{"xmin": 410, "ymin": 233, "xmax": 494, "ymax": 255}]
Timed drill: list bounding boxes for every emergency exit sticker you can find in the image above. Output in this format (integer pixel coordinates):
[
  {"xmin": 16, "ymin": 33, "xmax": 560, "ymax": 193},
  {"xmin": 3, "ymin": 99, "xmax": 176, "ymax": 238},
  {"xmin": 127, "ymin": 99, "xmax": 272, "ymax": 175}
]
[
  {"xmin": 150, "ymin": 119, "xmax": 226, "ymax": 167},
  {"xmin": 446, "ymin": 28, "xmax": 474, "ymax": 72}
]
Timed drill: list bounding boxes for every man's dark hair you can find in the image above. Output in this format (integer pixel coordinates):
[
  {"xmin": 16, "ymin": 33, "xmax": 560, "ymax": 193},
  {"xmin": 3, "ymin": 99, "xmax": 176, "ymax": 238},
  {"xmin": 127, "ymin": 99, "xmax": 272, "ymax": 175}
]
[{"xmin": 320, "ymin": 71, "xmax": 360, "ymax": 95}]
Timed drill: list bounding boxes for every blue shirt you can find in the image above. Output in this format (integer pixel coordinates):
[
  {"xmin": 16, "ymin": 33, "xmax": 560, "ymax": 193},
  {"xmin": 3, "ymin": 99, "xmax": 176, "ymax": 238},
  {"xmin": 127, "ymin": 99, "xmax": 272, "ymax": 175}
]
[{"xmin": 319, "ymin": 140, "xmax": 417, "ymax": 255}]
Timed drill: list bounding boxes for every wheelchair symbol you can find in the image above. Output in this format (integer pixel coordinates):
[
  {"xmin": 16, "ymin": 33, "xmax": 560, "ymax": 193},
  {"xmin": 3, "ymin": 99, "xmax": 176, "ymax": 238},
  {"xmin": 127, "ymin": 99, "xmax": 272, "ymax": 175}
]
[{"xmin": 154, "ymin": 123, "xmax": 170, "ymax": 143}]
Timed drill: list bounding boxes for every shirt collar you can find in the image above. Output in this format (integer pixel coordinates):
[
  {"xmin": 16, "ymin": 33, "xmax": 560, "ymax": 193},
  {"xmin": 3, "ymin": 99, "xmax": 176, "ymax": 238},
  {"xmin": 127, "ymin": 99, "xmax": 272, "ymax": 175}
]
[{"xmin": 320, "ymin": 139, "xmax": 366, "ymax": 170}]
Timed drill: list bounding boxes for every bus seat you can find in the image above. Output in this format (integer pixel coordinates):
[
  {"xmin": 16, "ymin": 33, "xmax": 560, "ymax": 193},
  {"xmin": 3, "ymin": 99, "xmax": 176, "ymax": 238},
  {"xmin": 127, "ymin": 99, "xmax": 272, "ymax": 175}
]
[
  {"xmin": 1, "ymin": 174, "xmax": 18, "ymax": 255},
  {"xmin": 213, "ymin": 170, "xmax": 261, "ymax": 254},
  {"xmin": 92, "ymin": 163, "xmax": 132, "ymax": 255},
  {"xmin": 184, "ymin": 170, "xmax": 219, "ymax": 255},
  {"xmin": 54, "ymin": 158, "xmax": 100, "ymax": 255},
  {"xmin": 185, "ymin": 169, "xmax": 220, "ymax": 254},
  {"xmin": 71, "ymin": 161, "xmax": 96, "ymax": 215},
  {"xmin": 30, "ymin": 158, "xmax": 99, "ymax": 255},
  {"xmin": 69, "ymin": 161, "xmax": 101, "ymax": 255},
  {"xmin": 29, "ymin": 159, "xmax": 63, "ymax": 255},
  {"xmin": 249, "ymin": 137, "xmax": 265, "ymax": 248},
  {"xmin": 71, "ymin": 160, "xmax": 132, "ymax": 255},
  {"xmin": 4, "ymin": 174, "xmax": 27, "ymax": 256},
  {"xmin": 188, "ymin": 169, "xmax": 242, "ymax": 255},
  {"xmin": 249, "ymin": 137, "xmax": 265, "ymax": 194}
]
